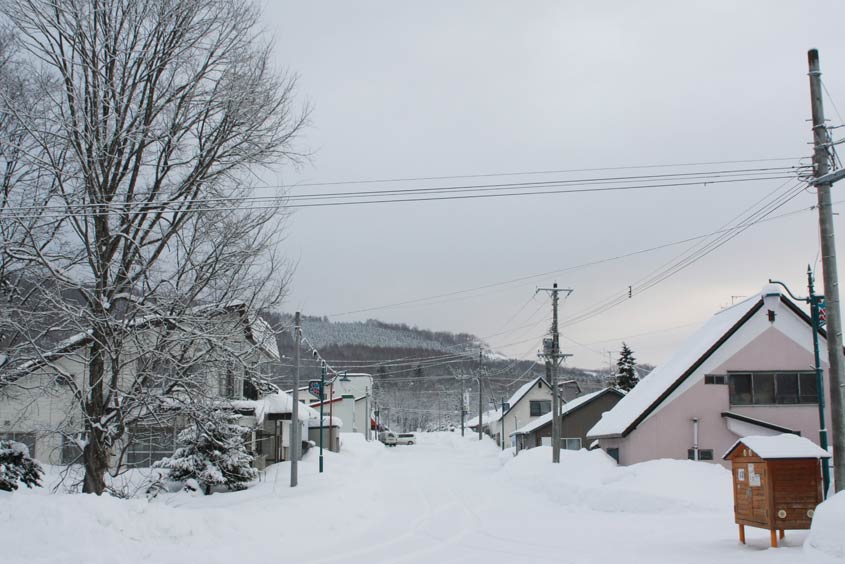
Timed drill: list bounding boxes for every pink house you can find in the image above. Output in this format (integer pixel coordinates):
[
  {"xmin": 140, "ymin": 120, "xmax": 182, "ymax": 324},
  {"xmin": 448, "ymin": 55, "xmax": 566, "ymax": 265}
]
[{"xmin": 587, "ymin": 285, "xmax": 837, "ymax": 467}]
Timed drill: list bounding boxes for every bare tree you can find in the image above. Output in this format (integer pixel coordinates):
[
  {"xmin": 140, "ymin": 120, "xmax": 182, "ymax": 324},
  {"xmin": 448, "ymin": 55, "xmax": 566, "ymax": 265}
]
[{"xmin": 0, "ymin": 0, "xmax": 307, "ymax": 494}]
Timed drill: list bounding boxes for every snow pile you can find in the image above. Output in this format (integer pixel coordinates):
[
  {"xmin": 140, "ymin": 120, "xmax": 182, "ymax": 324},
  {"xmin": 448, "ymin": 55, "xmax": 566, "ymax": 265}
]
[
  {"xmin": 499, "ymin": 446, "xmax": 732, "ymax": 514},
  {"xmin": 805, "ymin": 491, "xmax": 845, "ymax": 558}
]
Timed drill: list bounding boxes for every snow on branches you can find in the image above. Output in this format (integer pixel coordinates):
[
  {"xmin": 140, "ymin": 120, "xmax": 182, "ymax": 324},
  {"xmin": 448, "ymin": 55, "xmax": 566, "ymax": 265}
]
[
  {"xmin": 154, "ymin": 409, "xmax": 258, "ymax": 495},
  {"xmin": 0, "ymin": 440, "xmax": 43, "ymax": 492}
]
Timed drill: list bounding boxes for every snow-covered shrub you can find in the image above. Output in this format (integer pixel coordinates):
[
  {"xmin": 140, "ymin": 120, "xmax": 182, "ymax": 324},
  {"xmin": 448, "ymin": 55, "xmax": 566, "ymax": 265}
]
[
  {"xmin": 0, "ymin": 440, "xmax": 44, "ymax": 492},
  {"xmin": 153, "ymin": 410, "xmax": 258, "ymax": 495}
]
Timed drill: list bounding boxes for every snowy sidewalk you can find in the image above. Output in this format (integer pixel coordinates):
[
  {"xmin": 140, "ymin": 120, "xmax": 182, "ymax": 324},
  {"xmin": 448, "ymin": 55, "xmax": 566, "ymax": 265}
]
[{"xmin": 1, "ymin": 432, "xmax": 840, "ymax": 563}]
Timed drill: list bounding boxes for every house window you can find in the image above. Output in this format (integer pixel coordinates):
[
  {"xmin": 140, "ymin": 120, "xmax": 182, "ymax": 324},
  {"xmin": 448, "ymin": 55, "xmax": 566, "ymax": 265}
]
[
  {"xmin": 688, "ymin": 448, "xmax": 714, "ymax": 461},
  {"xmin": 530, "ymin": 400, "xmax": 552, "ymax": 417},
  {"xmin": 729, "ymin": 372, "xmax": 819, "ymax": 405},
  {"xmin": 243, "ymin": 379, "xmax": 259, "ymax": 401},
  {"xmin": 61, "ymin": 434, "xmax": 84, "ymax": 464},
  {"xmin": 606, "ymin": 447, "xmax": 619, "ymax": 463},
  {"xmin": 126, "ymin": 426, "xmax": 176, "ymax": 468},
  {"xmin": 562, "ymin": 438, "xmax": 582, "ymax": 450},
  {"xmin": 0, "ymin": 432, "xmax": 36, "ymax": 458},
  {"xmin": 224, "ymin": 366, "xmax": 236, "ymax": 399},
  {"xmin": 704, "ymin": 374, "xmax": 726, "ymax": 385}
]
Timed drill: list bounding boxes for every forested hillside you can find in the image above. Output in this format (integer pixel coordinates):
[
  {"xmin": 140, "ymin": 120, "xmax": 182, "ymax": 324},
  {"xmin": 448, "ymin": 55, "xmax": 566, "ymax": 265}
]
[{"xmin": 262, "ymin": 312, "xmax": 641, "ymax": 432}]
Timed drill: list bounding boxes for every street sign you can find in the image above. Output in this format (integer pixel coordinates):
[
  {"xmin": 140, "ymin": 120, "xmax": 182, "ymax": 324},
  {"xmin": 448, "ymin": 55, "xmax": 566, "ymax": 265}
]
[{"xmin": 308, "ymin": 380, "xmax": 323, "ymax": 399}]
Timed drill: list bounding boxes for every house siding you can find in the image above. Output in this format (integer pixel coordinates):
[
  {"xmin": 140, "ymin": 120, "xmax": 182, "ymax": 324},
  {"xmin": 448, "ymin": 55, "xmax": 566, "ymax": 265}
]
[
  {"xmin": 532, "ymin": 392, "xmax": 623, "ymax": 450},
  {"xmin": 496, "ymin": 381, "xmax": 553, "ymax": 448}
]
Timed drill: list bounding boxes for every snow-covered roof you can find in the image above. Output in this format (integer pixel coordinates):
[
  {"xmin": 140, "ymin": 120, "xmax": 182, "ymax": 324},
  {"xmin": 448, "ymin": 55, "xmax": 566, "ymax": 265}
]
[
  {"xmin": 232, "ymin": 392, "xmax": 319, "ymax": 425},
  {"xmin": 587, "ymin": 290, "xmax": 770, "ymax": 439},
  {"xmin": 308, "ymin": 416, "xmax": 343, "ymax": 428},
  {"xmin": 723, "ymin": 434, "xmax": 831, "ymax": 460},
  {"xmin": 512, "ymin": 388, "xmax": 624, "ymax": 435},
  {"xmin": 466, "ymin": 408, "xmax": 501, "ymax": 428}
]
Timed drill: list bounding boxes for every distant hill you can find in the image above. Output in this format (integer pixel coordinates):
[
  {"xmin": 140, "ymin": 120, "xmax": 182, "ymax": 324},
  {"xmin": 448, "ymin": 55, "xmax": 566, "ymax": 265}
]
[{"xmin": 260, "ymin": 311, "xmax": 641, "ymax": 432}]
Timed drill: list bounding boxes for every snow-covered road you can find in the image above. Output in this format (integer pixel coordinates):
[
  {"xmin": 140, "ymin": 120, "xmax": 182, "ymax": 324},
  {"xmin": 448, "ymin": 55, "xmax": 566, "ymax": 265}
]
[{"xmin": 2, "ymin": 432, "xmax": 840, "ymax": 563}]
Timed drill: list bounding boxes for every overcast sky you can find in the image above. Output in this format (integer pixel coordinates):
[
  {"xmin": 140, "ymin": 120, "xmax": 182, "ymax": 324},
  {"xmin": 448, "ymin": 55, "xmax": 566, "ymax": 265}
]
[{"xmin": 259, "ymin": 1, "xmax": 845, "ymax": 369}]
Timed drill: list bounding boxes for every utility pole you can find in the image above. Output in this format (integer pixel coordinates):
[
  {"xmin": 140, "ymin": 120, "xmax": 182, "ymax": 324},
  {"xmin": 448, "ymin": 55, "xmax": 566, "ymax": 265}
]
[
  {"xmin": 537, "ymin": 283, "xmax": 573, "ymax": 463},
  {"xmin": 290, "ymin": 312, "xmax": 301, "ymax": 487},
  {"xmin": 458, "ymin": 373, "xmax": 467, "ymax": 437},
  {"xmin": 478, "ymin": 349, "xmax": 483, "ymax": 441},
  {"xmin": 808, "ymin": 49, "xmax": 845, "ymax": 492}
]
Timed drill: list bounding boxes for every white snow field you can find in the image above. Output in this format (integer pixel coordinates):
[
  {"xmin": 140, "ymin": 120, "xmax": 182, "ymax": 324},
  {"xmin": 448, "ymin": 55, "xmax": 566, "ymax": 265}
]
[{"xmin": 2, "ymin": 432, "xmax": 843, "ymax": 564}]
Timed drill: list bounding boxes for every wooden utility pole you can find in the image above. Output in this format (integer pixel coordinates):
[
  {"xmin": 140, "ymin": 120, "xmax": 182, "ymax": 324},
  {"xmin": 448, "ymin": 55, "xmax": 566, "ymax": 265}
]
[
  {"xmin": 537, "ymin": 283, "xmax": 573, "ymax": 464},
  {"xmin": 808, "ymin": 49, "xmax": 845, "ymax": 492},
  {"xmin": 291, "ymin": 311, "xmax": 301, "ymax": 487}
]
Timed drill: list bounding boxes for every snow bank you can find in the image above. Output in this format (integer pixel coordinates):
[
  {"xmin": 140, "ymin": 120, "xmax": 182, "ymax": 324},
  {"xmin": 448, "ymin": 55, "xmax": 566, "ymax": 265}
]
[
  {"xmin": 499, "ymin": 446, "xmax": 732, "ymax": 514},
  {"xmin": 805, "ymin": 491, "xmax": 845, "ymax": 558}
]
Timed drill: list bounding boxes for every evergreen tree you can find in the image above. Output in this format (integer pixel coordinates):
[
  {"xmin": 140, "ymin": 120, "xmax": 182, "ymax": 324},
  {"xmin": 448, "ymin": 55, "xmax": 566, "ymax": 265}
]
[
  {"xmin": 615, "ymin": 343, "xmax": 639, "ymax": 391},
  {"xmin": 0, "ymin": 440, "xmax": 43, "ymax": 492},
  {"xmin": 154, "ymin": 409, "xmax": 258, "ymax": 495}
]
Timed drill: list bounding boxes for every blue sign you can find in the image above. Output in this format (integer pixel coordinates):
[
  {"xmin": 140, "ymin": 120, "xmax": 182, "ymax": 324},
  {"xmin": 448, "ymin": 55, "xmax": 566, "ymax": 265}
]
[{"xmin": 308, "ymin": 380, "xmax": 323, "ymax": 399}]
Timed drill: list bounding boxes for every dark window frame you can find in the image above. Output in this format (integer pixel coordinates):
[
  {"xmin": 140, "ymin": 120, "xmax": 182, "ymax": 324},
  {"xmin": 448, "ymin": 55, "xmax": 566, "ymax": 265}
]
[
  {"xmin": 126, "ymin": 425, "xmax": 176, "ymax": 468},
  {"xmin": 529, "ymin": 400, "xmax": 552, "ymax": 417},
  {"xmin": 728, "ymin": 371, "xmax": 819, "ymax": 406},
  {"xmin": 688, "ymin": 448, "xmax": 715, "ymax": 461}
]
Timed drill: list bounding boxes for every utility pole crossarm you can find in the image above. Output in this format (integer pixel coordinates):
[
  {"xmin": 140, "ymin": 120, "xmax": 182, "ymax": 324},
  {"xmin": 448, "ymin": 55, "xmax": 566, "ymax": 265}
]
[{"xmin": 811, "ymin": 168, "xmax": 845, "ymax": 186}]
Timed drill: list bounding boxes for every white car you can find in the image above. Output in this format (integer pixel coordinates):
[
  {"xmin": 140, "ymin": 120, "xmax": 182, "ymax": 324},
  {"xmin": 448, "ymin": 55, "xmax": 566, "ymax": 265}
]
[
  {"xmin": 380, "ymin": 431, "xmax": 398, "ymax": 446},
  {"xmin": 396, "ymin": 433, "xmax": 416, "ymax": 445}
]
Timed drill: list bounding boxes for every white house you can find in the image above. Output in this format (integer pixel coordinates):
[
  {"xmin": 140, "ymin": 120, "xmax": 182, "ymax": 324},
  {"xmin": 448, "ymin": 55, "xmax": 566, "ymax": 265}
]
[
  {"xmin": 0, "ymin": 304, "xmax": 283, "ymax": 467},
  {"xmin": 304, "ymin": 373, "xmax": 374, "ymax": 440},
  {"xmin": 486, "ymin": 376, "xmax": 554, "ymax": 447}
]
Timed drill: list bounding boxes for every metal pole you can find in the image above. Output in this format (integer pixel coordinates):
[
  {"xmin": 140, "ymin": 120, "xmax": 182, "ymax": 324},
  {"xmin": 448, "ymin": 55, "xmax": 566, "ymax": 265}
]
[
  {"xmin": 478, "ymin": 349, "xmax": 483, "ymax": 441},
  {"xmin": 501, "ymin": 397, "xmax": 505, "ymax": 451},
  {"xmin": 290, "ymin": 312, "xmax": 300, "ymax": 487},
  {"xmin": 808, "ymin": 49, "xmax": 845, "ymax": 492},
  {"xmin": 329, "ymin": 380, "xmax": 334, "ymax": 451},
  {"xmin": 319, "ymin": 363, "xmax": 325, "ymax": 473},
  {"xmin": 808, "ymin": 266, "xmax": 832, "ymax": 497}
]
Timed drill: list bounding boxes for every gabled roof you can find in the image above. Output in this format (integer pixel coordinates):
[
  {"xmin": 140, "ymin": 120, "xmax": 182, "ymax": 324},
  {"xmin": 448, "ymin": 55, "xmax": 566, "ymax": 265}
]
[
  {"xmin": 587, "ymin": 285, "xmax": 820, "ymax": 439},
  {"xmin": 501, "ymin": 376, "xmax": 551, "ymax": 419},
  {"xmin": 512, "ymin": 387, "xmax": 625, "ymax": 436},
  {"xmin": 722, "ymin": 434, "xmax": 830, "ymax": 460}
]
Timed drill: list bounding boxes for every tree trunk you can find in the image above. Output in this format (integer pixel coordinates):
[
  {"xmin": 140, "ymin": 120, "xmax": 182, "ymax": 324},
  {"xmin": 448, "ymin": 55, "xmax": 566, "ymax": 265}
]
[{"xmin": 82, "ymin": 339, "xmax": 108, "ymax": 495}]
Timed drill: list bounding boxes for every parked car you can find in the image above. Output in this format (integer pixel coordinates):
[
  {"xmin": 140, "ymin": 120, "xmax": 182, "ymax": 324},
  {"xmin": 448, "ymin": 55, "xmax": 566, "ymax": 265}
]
[
  {"xmin": 397, "ymin": 433, "xmax": 416, "ymax": 445},
  {"xmin": 379, "ymin": 431, "xmax": 398, "ymax": 446}
]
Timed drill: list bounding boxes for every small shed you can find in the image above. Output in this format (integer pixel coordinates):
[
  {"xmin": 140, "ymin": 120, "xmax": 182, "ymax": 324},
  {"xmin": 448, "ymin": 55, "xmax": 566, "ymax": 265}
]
[{"xmin": 722, "ymin": 434, "xmax": 830, "ymax": 547}]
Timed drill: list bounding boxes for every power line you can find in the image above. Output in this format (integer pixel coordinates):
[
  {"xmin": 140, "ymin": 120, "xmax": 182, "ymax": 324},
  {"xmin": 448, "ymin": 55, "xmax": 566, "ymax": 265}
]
[
  {"xmin": 283, "ymin": 157, "xmax": 807, "ymax": 189},
  {"xmin": 326, "ymin": 189, "xmax": 821, "ymax": 319},
  {"xmin": 0, "ymin": 168, "xmax": 803, "ymax": 219}
]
